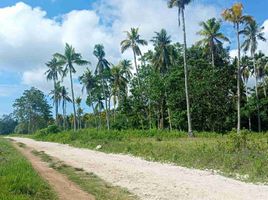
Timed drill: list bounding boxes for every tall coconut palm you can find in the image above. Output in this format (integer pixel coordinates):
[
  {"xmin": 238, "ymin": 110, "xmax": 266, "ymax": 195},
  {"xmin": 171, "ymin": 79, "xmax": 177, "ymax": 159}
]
[
  {"xmin": 121, "ymin": 28, "xmax": 148, "ymax": 83},
  {"xmin": 241, "ymin": 19, "xmax": 266, "ymax": 132},
  {"xmin": 168, "ymin": 0, "xmax": 193, "ymax": 137},
  {"xmin": 54, "ymin": 43, "xmax": 89, "ymax": 131},
  {"xmin": 151, "ymin": 29, "xmax": 174, "ymax": 130},
  {"xmin": 197, "ymin": 18, "xmax": 230, "ymax": 67},
  {"xmin": 45, "ymin": 57, "xmax": 63, "ymax": 125},
  {"xmin": 93, "ymin": 44, "xmax": 111, "ymax": 130},
  {"xmin": 222, "ymin": 3, "xmax": 253, "ymax": 133},
  {"xmin": 79, "ymin": 68, "xmax": 96, "ymax": 119},
  {"xmin": 60, "ymin": 86, "xmax": 72, "ymax": 130}
]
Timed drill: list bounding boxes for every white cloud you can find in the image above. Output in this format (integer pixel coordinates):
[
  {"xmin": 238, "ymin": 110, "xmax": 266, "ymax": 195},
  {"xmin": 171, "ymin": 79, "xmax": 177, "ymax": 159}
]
[{"xmin": 0, "ymin": 1, "xmax": 219, "ymax": 95}]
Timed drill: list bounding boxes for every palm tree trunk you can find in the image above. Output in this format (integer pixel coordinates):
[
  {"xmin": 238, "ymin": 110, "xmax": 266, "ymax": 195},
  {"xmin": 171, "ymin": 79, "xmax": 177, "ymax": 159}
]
[
  {"xmin": 160, "ymin": 99, "xmax": 164, "ymax": 129},
  {"xmin": 69, "ymin": 70, "xmax": 77, "ymax": 131},
  {"xmin": 245, "ymin": 86, "xmax": 252, "ymax": 131},
  {"xmin": 54, "ymin": 79, "xmax": 58, "ymax": 126},
  {"xmin": 133, "ymin": 50, "xmax": 141, "ymax": 86},
  {"xmin": 253, "ymin": 55, "xmax": 261, "ymax": 132},
  {"xmin": 210, "ymin": 43, "xmax": 215, "ymax": 68},
  {"xmin": 181, "ymin": 9, "xmax": 193, "ymax": 137},
  {"xmin": 236, "ymin": 24, "xmax": 241, "ymax": 133},
  {"xmin": 102, "ymin": 78, "xmax": 110, "ymax": 130},
  {"xmin": 63, "ymin": 100, "xmax": 66, "ymax": 130}
]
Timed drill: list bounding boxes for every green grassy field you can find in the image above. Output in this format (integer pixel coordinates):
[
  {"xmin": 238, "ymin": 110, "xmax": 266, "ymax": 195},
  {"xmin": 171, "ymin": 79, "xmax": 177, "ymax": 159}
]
[
  {"xmin": 30, "ymin": 129, "xmax": 268, "ymax": 183},
  {"xmin": 0, "ymin": 138, "xmax": 57, "ymax": 200}
]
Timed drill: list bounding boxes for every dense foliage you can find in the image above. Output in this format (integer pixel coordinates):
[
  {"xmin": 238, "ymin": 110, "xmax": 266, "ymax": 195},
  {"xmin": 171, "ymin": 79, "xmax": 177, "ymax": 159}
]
[
  {"xmin": 0, "ymin": 114, "xmax": 17, "ymax": 135},
  {"xmin": 4, "ymin": 2, "xmax": 267, "ymax": 135},
  {"xmin": 12, "ymin": 87, "xmax": 52, "ymax": 134}
]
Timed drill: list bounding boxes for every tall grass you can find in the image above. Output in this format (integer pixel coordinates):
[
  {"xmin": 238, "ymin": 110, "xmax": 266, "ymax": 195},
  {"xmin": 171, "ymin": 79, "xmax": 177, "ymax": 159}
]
[
  {"xmin": 33, "ymin": 129, "xmax": 268, "ymax": 183},
  {"xmin": 0, "ymin": 138, "xmax": 57, "ymax": 200}
]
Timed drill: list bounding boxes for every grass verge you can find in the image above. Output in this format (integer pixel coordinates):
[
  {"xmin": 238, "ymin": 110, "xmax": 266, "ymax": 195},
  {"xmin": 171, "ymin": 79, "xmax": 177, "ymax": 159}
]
[
  {"xmin": 32, "ymin": 150, "xmax": 137, "ymax": 200},
  {"xmin": 0, "ymin": 138, "xmax": 57, "ymax": 200},
  {"xmin": 29, "ymin": 129, "xmax": 268, "ymax": 184}
]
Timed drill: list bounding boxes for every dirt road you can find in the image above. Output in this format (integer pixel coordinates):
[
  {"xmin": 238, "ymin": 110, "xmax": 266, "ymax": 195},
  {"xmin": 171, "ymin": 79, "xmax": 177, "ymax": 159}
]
[
  {"xmin": 10, "ymin": 137, "xmax": 268, "ymax": 200},
  {"xmin": 13, "ymin": 141, "xmax": 94, "ymax": 200}
]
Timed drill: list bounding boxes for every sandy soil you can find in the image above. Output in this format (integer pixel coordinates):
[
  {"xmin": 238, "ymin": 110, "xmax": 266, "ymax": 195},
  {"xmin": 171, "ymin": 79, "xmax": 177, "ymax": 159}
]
[
  {"xmin": 10, "ymin": 137, "xmax": 268, "ymax": 200},
  {"xmin": 13, "ymin": 141, "xmax": 94, "ymax": 200}
]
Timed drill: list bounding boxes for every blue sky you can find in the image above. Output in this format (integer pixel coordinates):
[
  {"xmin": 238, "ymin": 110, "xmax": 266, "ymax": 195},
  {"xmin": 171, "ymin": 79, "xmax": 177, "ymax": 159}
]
[{"xmin": 0, "ymin": 0, "xmax": 268, "ymax": 117}]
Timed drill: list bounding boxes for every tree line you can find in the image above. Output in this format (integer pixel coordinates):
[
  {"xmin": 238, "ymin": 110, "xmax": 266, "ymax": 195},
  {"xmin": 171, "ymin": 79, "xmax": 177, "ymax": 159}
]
[{"xmin": 5, "ymin": 2, "xmax": 268, "ymax": 135}]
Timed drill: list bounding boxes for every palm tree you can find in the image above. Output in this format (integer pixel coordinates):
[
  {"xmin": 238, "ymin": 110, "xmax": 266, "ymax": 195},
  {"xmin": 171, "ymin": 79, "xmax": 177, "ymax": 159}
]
[
  {"xmin": 241, "ymin": 57, "xmax": 252, "ymax": 130},
  {"xmin": 151, "ymin": 29, "xmax": 174, "ymax": 130},
  {"xmin": 93, "ymin": 44, "xmax": 111, "ymax": 130},
  {"xmin": 222, "ymin": 3, "xmax": 253, "ymax": 133},
  {"xmin": 241, "ymin": 19, "xmax": 266, "ymax": 132},
  {"xmin": 54, "ymin": 43, "xmax": 89, "ymax": 131},
  {"xmin": 60, "ymin": 86, "xmax": 72, "ymax": 130},
  {"xmin": 121, "ymin": 28, "xmax": 148, "ymax": 83},
  {"xmin": 49, "ymin": 82, "xmax": 62, "ymax": 125},
  {"xmin": 79, "ymin": 68, "xmax": 96, "ymax": 119},
  {"xmin": 111, "ymin": 65, "xmax": 128, "ymax": 121},
  {"xmin": 45, "ymin": 57, "xmax": 63, "ymax": 125},
  {"xmin": 168, "ymin": 0, "xmax": 193, "ymax": 137},
  {"xmin": 75, "ymin": 97, "xmax": 82, "ymax": 129},
  {"xmin": 119, "ymin": 59, "xmax": 133, "ymax": 82},
  {"xmin": 197, "ymin": 18, "xmax": 230, "ymax": 67}
]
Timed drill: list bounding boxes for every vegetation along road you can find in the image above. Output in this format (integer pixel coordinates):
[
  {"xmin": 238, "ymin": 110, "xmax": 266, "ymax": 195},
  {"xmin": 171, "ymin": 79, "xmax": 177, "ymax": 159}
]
[{"xmin": 10, "ymin": 137, "xmax": 268, "ymax": 200}]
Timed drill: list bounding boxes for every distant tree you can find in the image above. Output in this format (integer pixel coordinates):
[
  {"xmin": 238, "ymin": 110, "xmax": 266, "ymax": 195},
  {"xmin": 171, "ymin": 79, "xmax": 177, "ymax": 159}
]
[
  {"xmin": 13, "ymin": 87, "xmax": 52, "ymax": 133},
  {"xmin": 45, "ymin": 57, "xmax": 63, "ymax": 125},
  {"xmin": 0, "ymin": 114, "xmax": 17, "ymax": 135},
  {"xmin": 151, "ymin": 29, "xmax": 175, "ymax": 129},
  {"xmin": 197, "ymin": 18, "xmax": 230, "ymax": 67},
  {"xmin": 93, "ymin": 44, "xmax": 111, "ymax": 130},
  {"xmin": 121, "ymin": 28, "xmax": 148, "ymax": 83},
  {"xmin": 49, "ymin": 81, "xmax": 61, "ymax": 124},
  {"xmin": 75, "ymin": 97, "xmax": 83, "ymax": 129},
  {"xmin": 54, "ymin": 43, "xmax": 89, "ymax": 131},
  {"xmin": 79, "ymin": 68, "xmax": 96, "ymax": 117},
  {"xmin": 60, "ymin": 86, "xmax": 72, "ymax": 130},
  {"xmin": 241, "ymin": 19, "xmax": 266, "ymax": 132}
]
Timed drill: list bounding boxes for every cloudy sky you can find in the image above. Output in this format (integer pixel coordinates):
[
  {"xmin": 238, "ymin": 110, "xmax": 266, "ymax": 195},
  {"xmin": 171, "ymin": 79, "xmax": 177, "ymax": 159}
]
[{"xmin": 0, "ymin": 0, "xmax": 268, "ymax": 116}]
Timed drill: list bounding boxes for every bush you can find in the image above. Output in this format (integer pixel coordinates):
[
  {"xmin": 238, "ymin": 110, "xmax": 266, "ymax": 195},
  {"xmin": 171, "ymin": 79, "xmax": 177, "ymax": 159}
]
[
  {"xmin": 14, "ymin": 123, "xmax": 28, "ymax": 134},
  {"xmin": 39, "ymin": 125, "xmax": 61, "ymax": 135}
]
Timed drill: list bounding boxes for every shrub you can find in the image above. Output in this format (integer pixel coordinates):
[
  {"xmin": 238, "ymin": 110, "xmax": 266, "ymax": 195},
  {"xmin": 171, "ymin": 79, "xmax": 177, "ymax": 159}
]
[{"xmin": 39, "ymin": 125, "xmax": 61, "ymax": 135}]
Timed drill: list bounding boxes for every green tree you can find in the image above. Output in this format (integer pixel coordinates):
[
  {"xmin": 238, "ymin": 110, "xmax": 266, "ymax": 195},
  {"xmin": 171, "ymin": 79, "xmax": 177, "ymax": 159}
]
[
  {"xmin": 94, "ymin": 44, "xmax": 111, "ymax": 130},
  {"xmin": 168, "ymin": 0, "xmax": 193, "ymax": 137},
  {"xmin": 54, "ymin": 43, "xmax": 89, "ymax": 131},
  {"xmin": 151, "ymin": 29, "xmax": 175, "ymax": 129},
  {"xmin": 241, "ymin": 56, "xmax": 252, "ymax": 130},
  {"xmin": 79, "ymin": 68, "xmax": 96, "ymax": 123},
  {"xmin": 45, "ymin": 57, "xmax": 63, "ymax": 125},
  {"xmin": 197, "ymin": 18, "xmax": 230, "ymax": 67},
  {"xmin": 75, "ymin": 97, "xmax": 83, "ymax": 129},
  {"xmin": 121, "ymin": 28, "xmax": 148, "ymax": 83},
  {"xmin": 13, "ymin": 87, "xmax": 52, "ymax": 133},
  {"xmin": 241, "ymin": 19, "xmax": 266, "ymax": 132},
  {"xmin": 111, "ymin": 64, "xmax": 129, "ymax": 122},
  {"xmin": 49, "ymin": 81, "xmax": 61, "ymax": 125},
  {"xmin": 60, "ymin": 86, "xmax": 72, "ymax": 130},
  {"xmin": 222, "ymin": 2, "xmax": 253, "ymax": 133},
  {"xmin": 0, "ymin": 114, "xmax": 17, "ymax": 135}
]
